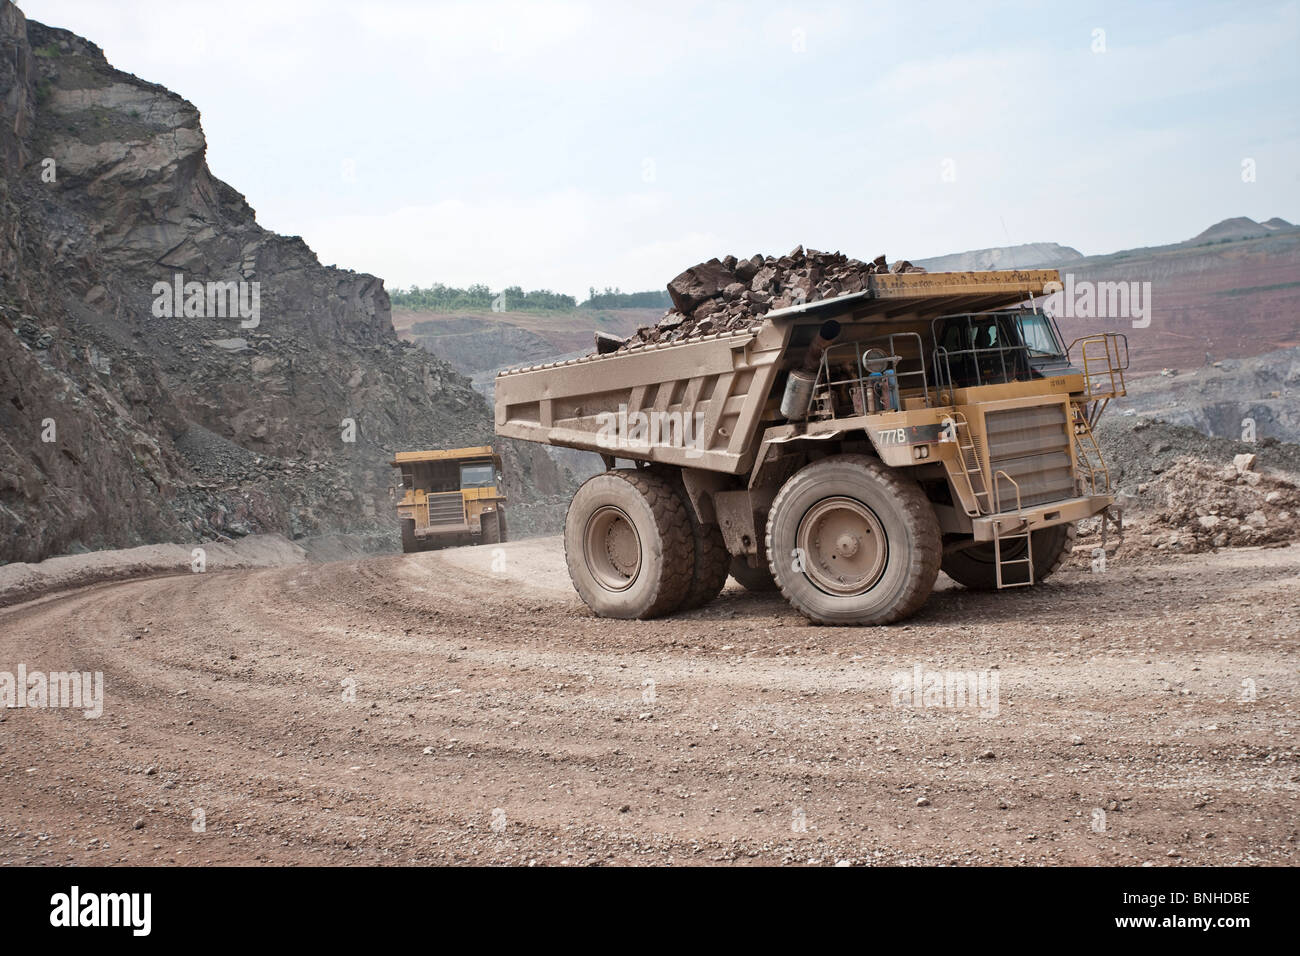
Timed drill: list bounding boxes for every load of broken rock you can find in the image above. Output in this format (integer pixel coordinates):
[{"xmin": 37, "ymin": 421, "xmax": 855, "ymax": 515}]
[
  {"xmin": 595, "ymin": 247, "xmax": 925, "ymax": 353},
  {"xmin": 1079, "ymin": 452, "xmax": 1300, "ymax": 555},
  {"xmin": 1142, "ymin": 454, "xmax": 1299, "ymax": 552}
]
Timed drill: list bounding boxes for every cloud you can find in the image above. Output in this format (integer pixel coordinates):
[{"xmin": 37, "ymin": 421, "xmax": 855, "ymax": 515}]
[
  {"xmin": 298, "ymin": 188, "xmax": 725, "ymax": 296},
  {"xmin": 18, "ymin": 0, "xmax": 1300, "ymax": 289}
]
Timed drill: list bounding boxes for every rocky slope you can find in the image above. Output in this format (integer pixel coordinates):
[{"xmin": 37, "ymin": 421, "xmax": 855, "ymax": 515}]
[
  {"xmin": 1189, "ymin": 216, "xmax": 1295, "ymax": 244},
  {"xmin": 1078, "ymin": 414, "xmax": 1300, "ymax": 559},
  {"xmin": 392, "ymin": 307, "xmax": 653, "ymax": 391},
  {"xmin": 1112, "ymin": 347, "xmax": 1300, "ymax": 444},
  {"xmin": 1044, "ymin": 218, "xmax": 1300, "ymax": 376},
  {"xmin": 1128, "ymin": 454, "xmax": 1298, "ymax": 554},
  {"xmin": 0, "ymin": 1, "xmax": 567, "ymax": 563}
]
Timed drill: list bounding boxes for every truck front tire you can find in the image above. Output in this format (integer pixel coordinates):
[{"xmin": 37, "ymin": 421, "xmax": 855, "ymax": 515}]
[
  {"xmin": 401, "ymin": 518, "xmax": 418, "ymax": 554},
  {"xmin": 481, "ymin": 508, "xmax": 505, "ymax": 545},
  {"xmin": 730, "ymin": 553, "xmax": 778, "ymax": 592},
  {"xmin": 765, "ymin": 455, "xmax": 941, "ymax": 625},
  {"xmin": 564, "ymin": 471, "xmax": 693, "ymax": 619},
  {"xmin": 941, "ymin": 522, "xmax": 1076, "ymax": 590}
]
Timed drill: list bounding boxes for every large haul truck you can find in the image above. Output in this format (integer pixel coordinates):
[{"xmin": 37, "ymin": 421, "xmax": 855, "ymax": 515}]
[
  {"xmin": 495, "ymin": 270, "xmax": 1127, "ymax": 625},
  {"xmin": 391, "ymin": 445, "xmax": 507, "ymax": 552}
]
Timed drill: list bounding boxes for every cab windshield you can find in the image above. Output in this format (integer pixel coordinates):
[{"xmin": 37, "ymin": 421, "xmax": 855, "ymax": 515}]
[
  {"xmin": 460, "ymin": 462, "xmax": 496, "ymax": 488},
  {"xmin": 1017, "ymin": 313, "xmax": 1065, "ymax": 357}
]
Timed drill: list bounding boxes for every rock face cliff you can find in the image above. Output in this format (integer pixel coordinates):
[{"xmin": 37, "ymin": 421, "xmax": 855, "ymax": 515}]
[{"xmin": 0, "ymin": 1, "xmax": 566, "ymax": 562}]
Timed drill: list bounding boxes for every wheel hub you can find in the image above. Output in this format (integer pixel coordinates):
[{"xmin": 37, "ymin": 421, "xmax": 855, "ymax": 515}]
[
  {"xmin": 584, "ymin": 506, "xmax": 642, "ymax": 591},
  {"xmin": 797, "ymin": 496, "xmax": 887, "ymax": 596}
]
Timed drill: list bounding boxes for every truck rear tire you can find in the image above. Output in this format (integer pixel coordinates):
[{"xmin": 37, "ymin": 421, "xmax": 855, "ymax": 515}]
[
  {"xmin": 941, "ymin": 522, "xmax": 1077, "ymax": 590},
  {"xmin": 681, "ymin": 507, "xmax": 730, "ymax": 611},
  {"xmin": 765, "ymin": 455, "xmax": 941, "ymax": 625},
  {"xmin": 730, "ymin": 553, "xmax": 778, "ymax": 592},
  {"xmin": 564, "ymin": 470, "xmax": 693, "ymax": 619},
  {"xmin": 401, "ymin": 518, "xmax": 418, "ymax": 554}
]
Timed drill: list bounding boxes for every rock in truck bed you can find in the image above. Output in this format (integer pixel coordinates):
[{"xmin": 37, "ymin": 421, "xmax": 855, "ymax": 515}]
[{"xmin": 604, "ymin": 246, "xmax": 927, "ymax": 352}]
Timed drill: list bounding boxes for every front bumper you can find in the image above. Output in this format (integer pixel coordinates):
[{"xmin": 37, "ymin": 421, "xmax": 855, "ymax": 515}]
[{"xmin": 970, "ymin": 494, "xmax": 1112, "ymax": 542}]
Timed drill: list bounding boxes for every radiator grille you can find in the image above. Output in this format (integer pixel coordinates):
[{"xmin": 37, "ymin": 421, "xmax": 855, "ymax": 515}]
[
  {"xmin": 426, "ymin": 492, "xmax": 467, "ymax": 527},
  {"xmin": 984, "ymin": 404, "xmax": 1074, "ymax": 510}
]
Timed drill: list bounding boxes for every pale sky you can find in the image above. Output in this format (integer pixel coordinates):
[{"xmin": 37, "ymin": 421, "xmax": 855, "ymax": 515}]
[{"xmin": 19, "ymin": 0, "xmax": 1300, "ymax": 299}]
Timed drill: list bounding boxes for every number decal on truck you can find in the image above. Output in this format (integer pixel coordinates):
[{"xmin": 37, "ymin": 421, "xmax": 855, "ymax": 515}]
[{"xmin": 871, "ymin": 424, "xmax": 944, "ymax": 447}]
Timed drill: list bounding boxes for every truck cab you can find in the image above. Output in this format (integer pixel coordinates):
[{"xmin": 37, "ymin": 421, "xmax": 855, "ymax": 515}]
[{"xmin": 931, "ymin": 310, "xmax": 1086, "ymax": 388}]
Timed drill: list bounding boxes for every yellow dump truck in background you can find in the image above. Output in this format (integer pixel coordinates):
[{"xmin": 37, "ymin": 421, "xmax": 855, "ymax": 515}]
[
  {"xmin": 391, "ymin": 446, "xmax": 507, "ymax": 552},
  {"xmin": 495, "ymin": 269, "xmax": 1128, "ymax": 625}
]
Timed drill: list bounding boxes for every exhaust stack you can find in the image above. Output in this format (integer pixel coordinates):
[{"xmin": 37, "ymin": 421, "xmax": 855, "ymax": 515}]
[{"xmin": 781, "ymin": 320, "xmax": 841, "ymax": 421}]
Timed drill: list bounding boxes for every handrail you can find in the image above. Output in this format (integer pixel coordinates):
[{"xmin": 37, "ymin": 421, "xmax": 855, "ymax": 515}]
[
  {"xmin": 1071, "ymin": 411, "xmax": 1112, "ymax": 496},
  {"xmin": 950, "ymin": 410, "xmax": 989, "ymax": 517},
  {"xmin": 812, "ymin": 331, "xmax": 930, "ymax": 419},
  {"xmin": 1068, "ymin": 331, "xmax": 1130, "ymax": 370},
  {"xmin": 1067, "ymin": 332, "xmax": 1129, "ymax": 407},
  {"xmin": 993, "ymin": 469, "xmax": 1023, "ymax": 515},
  {"xmin": 991, "ymin": 470, "xmax": 1033, "ymax": 588}
]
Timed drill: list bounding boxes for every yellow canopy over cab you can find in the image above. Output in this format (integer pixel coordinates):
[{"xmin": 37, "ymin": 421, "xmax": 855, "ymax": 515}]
[{"xmin": 390, "ymin": 445, "xmax": 501, "ymax": 467}]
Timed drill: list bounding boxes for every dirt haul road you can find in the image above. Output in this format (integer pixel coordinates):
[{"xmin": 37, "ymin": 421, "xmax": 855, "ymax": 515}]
[{"xmin": 1, "ymin": 537, "xmax": 1296, "ymax": 866}]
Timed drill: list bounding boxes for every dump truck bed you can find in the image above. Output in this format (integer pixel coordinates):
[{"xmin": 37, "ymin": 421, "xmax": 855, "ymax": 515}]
[{"xmin": 494, "ymin": 270, "xmax": 1059, "ymax": 474}]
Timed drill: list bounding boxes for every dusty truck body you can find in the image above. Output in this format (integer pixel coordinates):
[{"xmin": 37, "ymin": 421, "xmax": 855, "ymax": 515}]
[
  {"xmin": 391, "ymin": 445, "xmax": 507, "ymax": 552},
  {"xmin": 495, "ymin": 270, "xmax": 1128, "ymax": 624}
]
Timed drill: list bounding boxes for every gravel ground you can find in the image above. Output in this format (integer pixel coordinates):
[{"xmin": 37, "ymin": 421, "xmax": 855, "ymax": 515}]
[{"xmin": 0, "ymin": 536, "xmax": 1295, "ymax": 866}]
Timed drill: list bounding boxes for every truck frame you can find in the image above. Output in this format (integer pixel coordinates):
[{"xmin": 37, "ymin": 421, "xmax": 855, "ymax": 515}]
[
  {"xmin": 391, "ymin": 445, "xmax": 508, "ymax": 552},
  {"xmin": 495, "ymin": 269, "xmax": 1128, "ymax": 624}
]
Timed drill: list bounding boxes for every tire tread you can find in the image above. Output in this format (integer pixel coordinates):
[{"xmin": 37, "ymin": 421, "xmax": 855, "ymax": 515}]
[
  {"xmin": 682, "ymin": 510, "xmax": 730, "ymax": 610},
  {"xmin": 563, "ymin": 470, "xmax": 693, "ymax": 619},
  {"xmin": 765, "ymin": 455, "xmax": 941, "ymax": 625}
]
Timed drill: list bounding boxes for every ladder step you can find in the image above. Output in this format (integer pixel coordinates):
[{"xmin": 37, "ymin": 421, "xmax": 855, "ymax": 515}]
[{"xmin": 993, "ymin": 522, "xmax": 1035, "ymax": 588}]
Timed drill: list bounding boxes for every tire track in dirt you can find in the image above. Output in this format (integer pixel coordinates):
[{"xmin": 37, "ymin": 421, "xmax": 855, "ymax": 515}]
[{"xmin": 1, "ymin": 538, "xmax": 1296, "ymax": 865}]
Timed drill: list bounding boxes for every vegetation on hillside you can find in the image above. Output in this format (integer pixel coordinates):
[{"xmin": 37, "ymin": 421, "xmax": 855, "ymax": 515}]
[
  {"xmin": 390, "ymin": 283, "xmax": 670, "ymax": 312},
  {"xmin": 580, "ymin": 287, "xmax": 671, "ymax": 309},
  {"xmin": 390, "ymin": 284, "xmax": 576, "ymax": 312}
]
